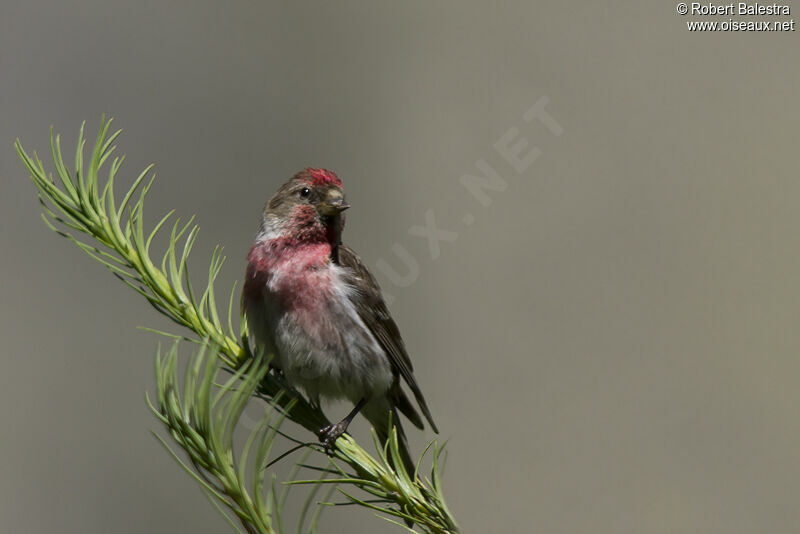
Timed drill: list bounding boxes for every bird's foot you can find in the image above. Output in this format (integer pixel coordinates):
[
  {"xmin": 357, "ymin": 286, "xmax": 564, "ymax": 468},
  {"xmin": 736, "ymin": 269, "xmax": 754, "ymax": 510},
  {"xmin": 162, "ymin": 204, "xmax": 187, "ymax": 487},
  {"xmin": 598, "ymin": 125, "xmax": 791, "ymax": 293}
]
[{"xmin": 317, "ymin": 422, "xmax": 348, "ymax": 452}]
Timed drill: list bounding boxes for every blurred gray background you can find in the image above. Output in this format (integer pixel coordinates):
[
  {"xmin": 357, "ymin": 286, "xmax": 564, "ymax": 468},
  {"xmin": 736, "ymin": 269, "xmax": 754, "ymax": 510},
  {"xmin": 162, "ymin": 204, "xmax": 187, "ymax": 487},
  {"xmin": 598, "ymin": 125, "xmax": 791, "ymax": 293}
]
[{"xmin": 2, "ymin": 1, "xmax": 800, "ymax": 532}]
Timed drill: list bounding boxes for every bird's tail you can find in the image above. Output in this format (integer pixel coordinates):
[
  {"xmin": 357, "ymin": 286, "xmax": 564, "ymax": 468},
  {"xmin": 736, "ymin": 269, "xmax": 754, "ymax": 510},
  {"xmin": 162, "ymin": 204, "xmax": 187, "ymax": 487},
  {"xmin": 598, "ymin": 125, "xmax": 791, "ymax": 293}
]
[{"xmin": 363, "ymin": 399, "xmax": 417, "ymax": 477}]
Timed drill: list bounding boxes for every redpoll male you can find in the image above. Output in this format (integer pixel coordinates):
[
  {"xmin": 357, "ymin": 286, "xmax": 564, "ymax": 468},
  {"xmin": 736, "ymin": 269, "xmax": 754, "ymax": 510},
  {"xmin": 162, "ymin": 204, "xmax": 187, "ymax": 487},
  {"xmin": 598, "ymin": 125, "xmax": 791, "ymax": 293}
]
[{"xmin": 242, "ymin": 168, "xmax": 438, "ymax": 469}]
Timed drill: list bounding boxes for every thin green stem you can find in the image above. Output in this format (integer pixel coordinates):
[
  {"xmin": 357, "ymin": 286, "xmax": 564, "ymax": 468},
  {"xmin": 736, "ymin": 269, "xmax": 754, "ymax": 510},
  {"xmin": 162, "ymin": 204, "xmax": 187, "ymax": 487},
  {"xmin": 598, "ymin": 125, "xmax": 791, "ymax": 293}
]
[{"xmin": 16, "ymin": 119, "xmax": 459, "ymax": 533}]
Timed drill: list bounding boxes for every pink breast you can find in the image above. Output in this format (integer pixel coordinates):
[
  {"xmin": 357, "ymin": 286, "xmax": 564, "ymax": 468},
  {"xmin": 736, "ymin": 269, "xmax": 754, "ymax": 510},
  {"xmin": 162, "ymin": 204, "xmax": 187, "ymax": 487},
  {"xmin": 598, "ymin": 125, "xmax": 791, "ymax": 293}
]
[{"xmin": 246, "ymin": 241, "xmax": 341, "ymax": 341}]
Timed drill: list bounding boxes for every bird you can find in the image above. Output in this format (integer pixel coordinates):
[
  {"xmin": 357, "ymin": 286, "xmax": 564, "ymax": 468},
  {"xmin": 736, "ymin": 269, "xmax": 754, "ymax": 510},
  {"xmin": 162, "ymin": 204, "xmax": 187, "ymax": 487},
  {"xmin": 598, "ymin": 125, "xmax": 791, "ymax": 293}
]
[{"xmin": 242, "ymin": 168, "xmax": 438, "ymax": 472}]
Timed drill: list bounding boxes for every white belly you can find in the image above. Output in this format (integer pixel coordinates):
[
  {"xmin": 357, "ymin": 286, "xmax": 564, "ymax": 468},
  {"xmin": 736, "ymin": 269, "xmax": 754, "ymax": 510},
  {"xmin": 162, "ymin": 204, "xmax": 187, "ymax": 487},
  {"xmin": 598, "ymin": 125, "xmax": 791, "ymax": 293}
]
[{"xmin": 247, "ymin": 265, "xmax": 393, "ymax": 405}]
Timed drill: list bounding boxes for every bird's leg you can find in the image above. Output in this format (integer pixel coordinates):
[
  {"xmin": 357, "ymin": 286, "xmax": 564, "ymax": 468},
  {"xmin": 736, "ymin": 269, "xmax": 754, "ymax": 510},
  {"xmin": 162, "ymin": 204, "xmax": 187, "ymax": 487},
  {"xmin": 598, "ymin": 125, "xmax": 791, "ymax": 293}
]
[
  {"xmin": 317, "ymin": 398, "xmax": 368, "ymax": 451},
  {"xmin": 267, "ymin": 363, "xmax": 284, "ymax": 377}
]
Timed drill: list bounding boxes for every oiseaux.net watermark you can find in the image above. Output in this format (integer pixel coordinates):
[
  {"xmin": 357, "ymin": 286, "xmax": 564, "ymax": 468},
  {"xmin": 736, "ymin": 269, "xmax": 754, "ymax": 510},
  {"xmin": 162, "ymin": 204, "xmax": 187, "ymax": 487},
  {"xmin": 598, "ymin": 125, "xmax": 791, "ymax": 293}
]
[
  {"xmin": 239, "ymin": 96, "xmax": 565, "ymax": 427},
  {"xmin": 372, "ymin": 96, "xmax": 564, "ymax": 304},
  {"xmin": 677, "ymin": 2, "xmax": 796, "ymax": 31},
  {"xmin": 255, "ymin": 100, "xmax": 561, "ymax": 383}
]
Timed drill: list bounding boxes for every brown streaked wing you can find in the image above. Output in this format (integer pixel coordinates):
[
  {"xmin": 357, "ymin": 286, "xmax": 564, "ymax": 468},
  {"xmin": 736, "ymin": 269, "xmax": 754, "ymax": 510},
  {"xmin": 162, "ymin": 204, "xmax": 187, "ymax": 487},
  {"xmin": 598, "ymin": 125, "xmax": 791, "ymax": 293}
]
[{"xmin": 335, "ymin": 244, "xmax": 439, "ymax": 433}]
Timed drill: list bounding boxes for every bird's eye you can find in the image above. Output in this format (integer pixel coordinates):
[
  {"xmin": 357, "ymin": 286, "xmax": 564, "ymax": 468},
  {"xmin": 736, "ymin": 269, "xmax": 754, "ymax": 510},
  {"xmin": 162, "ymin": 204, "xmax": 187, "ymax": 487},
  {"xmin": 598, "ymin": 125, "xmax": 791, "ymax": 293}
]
[{"xmin": 299, "ymin": 187, "xmax": 310, "ymax": 198}]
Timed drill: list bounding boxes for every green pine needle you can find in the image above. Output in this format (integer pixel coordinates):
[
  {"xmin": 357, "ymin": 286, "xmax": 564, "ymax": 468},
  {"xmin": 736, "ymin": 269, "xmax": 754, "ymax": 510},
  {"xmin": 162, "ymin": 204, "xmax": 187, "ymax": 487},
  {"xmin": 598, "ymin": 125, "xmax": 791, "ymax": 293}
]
[{"xmin": 16, "ymin": 118, "xmax": 460, "ymax": 534}]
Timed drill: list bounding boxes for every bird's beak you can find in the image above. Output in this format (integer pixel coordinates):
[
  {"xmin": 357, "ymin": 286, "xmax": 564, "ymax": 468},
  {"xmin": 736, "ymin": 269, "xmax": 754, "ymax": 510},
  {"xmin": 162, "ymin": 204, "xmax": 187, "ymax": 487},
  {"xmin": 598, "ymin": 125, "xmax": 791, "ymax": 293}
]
[{"xmin": 319, "ymin": 190, "xmax": 350, "ymax": 216}]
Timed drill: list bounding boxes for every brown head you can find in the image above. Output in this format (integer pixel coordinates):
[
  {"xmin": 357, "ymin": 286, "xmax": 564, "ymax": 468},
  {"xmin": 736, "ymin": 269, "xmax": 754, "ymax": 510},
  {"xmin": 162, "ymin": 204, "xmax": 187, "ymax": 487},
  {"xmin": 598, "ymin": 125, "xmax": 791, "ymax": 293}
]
[{"xmin": 257, "ymin": 168, "xmax": 349, "ymax": 245}]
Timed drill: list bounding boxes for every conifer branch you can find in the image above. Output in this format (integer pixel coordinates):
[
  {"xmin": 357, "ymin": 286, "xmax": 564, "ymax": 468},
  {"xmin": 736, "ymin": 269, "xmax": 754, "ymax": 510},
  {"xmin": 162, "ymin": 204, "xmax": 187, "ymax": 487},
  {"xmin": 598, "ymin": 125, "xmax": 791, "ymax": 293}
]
[{"xmin": 15, "ymin": 119, "xmax": 459, "ymax": 533}]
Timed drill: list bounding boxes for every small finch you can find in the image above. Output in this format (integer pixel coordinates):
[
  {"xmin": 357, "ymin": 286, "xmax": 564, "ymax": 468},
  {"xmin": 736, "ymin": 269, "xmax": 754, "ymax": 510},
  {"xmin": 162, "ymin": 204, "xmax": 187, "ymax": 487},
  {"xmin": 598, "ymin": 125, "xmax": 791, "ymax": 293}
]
[{"xmin": 242, "ymin": 168, "xmax": 438, "ymax": 470}]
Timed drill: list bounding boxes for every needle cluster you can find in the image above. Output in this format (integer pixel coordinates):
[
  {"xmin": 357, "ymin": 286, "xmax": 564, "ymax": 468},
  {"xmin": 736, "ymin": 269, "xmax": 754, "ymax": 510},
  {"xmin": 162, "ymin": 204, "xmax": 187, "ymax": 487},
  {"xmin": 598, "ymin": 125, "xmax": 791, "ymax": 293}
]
[{"xmin": 15, "ymin": 119, "xmax": 459, "ymax": 534}]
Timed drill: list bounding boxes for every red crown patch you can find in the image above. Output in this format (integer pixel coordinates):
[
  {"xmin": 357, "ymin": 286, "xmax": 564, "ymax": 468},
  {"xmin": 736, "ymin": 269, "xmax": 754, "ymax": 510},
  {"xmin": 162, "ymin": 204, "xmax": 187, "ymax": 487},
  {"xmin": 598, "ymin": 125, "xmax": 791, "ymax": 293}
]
[{"xmin": 307, "ymin": 168, "xmax": 342, "ymax": 187}]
